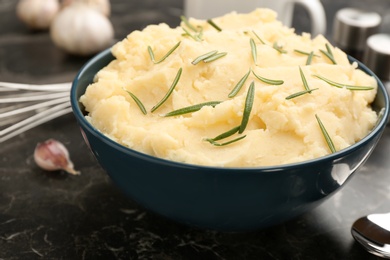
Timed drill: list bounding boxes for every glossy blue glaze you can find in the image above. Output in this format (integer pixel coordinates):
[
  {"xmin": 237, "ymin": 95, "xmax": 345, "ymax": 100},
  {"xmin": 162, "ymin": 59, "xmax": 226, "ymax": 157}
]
[{"xmin": 70, "ymin": 49, "xmax": 389, "ymax": 232}]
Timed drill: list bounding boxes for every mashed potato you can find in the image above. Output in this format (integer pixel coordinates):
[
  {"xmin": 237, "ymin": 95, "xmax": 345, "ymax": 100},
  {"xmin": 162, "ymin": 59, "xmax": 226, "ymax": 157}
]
[{"xmin": 80, "ymin": 9, "xmax": 378, "ymax": 167}]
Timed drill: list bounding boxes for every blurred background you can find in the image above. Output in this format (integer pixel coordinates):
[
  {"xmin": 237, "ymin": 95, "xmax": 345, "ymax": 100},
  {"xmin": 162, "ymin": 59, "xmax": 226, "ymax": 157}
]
[
  {"xmin": 1, "ymin": 1, "xmax": 390, "ymax": 259},
  {"xmin": 0, "ymin": 0, "xmax": 389, "ymax": 85},
  {"xmin": 294, "ymin": 0, "xmax": 390, "ymax": 36}
]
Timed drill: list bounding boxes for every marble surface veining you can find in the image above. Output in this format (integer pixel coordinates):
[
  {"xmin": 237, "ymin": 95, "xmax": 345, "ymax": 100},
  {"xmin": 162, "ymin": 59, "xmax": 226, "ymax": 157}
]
[{"xmin": 1, "ymin": 0, "xmax": 390, "ymax": 259}]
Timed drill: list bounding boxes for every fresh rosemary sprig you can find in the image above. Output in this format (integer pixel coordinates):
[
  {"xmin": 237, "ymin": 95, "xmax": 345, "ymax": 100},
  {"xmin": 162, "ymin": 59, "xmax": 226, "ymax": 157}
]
[
  {"xmin": 252, "ymin": 70, "xmax": 284, "ymax": 85},
  {"xmin": 191, "ymin": 51, "xmax": 218, "ymax": 65},
  {"xmin": 252, "ymin": 30, "xmax": 265, "ymax": 44},
  {"xmin": 294, "ymin": 49, "xmax": 320, "ymax": 56},
  {"xmin": 205, "ymin": 125, "xmax": 246, "ymax": 146},
  {"xmin": 306, "ymin": 51, "xmax": 314, "ymax": 65},
  {"xmin": 123, "ymin": 89, "xmax": 147, "ymax": 115},
  {"xmin": 326, "ymin": 44, "xmax": 333, "ymax": 55},
  {"xmin": 286, "ymin": 67, "xmax": 318, "ymax": 99},
  {"xmin": 192, "ymin": 50, "xmax": 227, "ymax": 64},
  {"xmin": 285, "ymin": 88, "xmax": 319, "ymax": 100},
  {"xmin": 273, "ymin": 42, "xmax": 287, "ymax": 54},
  {"xmin": 192, "ymin": 50, "xmax": 218, "ymax": 65},
  {"xmin": 299, "ymin": 66, "xmax": 310, "ymax": 91},
  {"xmin": 203, "ymin": 52, "xmax": 227, "ymax": 62},
  {"xmin": 148, "ymin": 41, "xmax": 181, "ymax": 64},
  {"xmin": 180, "ymin": 15, "xmax": 197, "ymax": 32},
  {"xmin": 151, "ymin": 67, "xmax": 182, "ymax": 112},
  {"xmin": 250, "ymin": 38, "xmax": 257, "ymax": 64},
  {"xmin": 320, "ymin": 43, "xmax": 337, "ymax": 64},
  {"xmin": 206, "ymin": 135, "xmax": 247, "ymax": 146},
  {"xmin": 313, "ymin": 74, "xmax": 375, "ymax": 90},
  {"xmin": 294, "ymin": 49, "xmax": 319, "ymax": 65},
  {"xmin": 228, "ymin": 69, "xmax": 251, "ymax": 98},
  {"xmin": 164, "ymin": 101, "xmax": 221, "ymax": 117},
  {"xmin": 315, "ymin": 114, "xmax": 336, "ymax": 153},
  {"xmin": 239, "ymin": 81, "xmax": 255, "ymax": 134},
  {"xmin": 182, "ymin": 26, "xmax": 202, "ymax": 41},
  {"xmin": 180, "ymin": 16, "xmax": 204, "ymax": 41},
  {"xmin": 206, "ymin": 125, "xmax": 240, "ymax": 142},
  {"xmin": 207, "ymin": 19, "xmax": 222, "ymax": 31}
]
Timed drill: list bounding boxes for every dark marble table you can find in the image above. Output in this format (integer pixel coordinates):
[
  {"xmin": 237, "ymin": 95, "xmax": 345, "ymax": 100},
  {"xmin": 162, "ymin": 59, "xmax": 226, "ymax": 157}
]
[{"xmin": 1, "ymin": 0, "xmax": 390, "ymax": 259}]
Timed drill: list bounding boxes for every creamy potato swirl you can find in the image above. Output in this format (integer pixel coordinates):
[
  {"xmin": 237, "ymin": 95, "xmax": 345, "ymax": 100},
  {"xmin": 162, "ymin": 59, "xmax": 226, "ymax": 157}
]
[{"xmin": 80, "ymin": 9, "xmax": 378, "ymax": 167}]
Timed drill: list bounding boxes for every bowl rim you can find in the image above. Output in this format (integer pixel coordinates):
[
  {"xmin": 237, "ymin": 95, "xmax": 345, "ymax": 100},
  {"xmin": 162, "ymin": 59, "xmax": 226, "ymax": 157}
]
[{"xmin": 70, "ymin": 48, "xmax": 390, "ymax": 172}]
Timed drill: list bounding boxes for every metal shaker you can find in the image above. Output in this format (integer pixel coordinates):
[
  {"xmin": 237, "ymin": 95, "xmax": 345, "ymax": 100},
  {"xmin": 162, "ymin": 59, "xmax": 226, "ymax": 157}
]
[{"xmin": 333, "ymin": 8, "xmax": 382, "ymax": 61}]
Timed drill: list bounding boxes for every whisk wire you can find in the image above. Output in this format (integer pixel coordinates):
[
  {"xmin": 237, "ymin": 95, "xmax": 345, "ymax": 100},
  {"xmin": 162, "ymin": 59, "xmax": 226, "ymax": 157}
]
[
  {"xmin": 0, "ymin": 96, "xmax": 70, "ymax": 119},
  {"xmin": 0, "ymin": 81, "xmax": 73, "ymax": 143},
  {"xmin": 0, "ymin": 82, "xmax": 71, "ymax": 91},
  {"xmin": 0, "ymin": 106, "xmax": 73, "ymax": 143},
  {"xmin": 0, "ymin": 91, "xmax": 70, "ymax": 103}
]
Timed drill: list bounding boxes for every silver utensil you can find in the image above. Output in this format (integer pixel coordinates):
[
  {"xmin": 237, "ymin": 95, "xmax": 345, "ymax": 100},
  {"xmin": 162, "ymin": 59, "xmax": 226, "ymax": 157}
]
[
  {"xmin": 351, "ymin": 212, "xmax": 390, "ymax": 258},
  {"xmin": 0, "ymin": 81, "xmax": 72, "ymax": 143}
]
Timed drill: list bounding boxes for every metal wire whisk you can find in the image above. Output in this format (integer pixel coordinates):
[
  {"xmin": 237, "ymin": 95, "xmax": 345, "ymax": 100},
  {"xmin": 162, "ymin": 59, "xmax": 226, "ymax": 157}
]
[{"xmin": 0, "ymin": 81, "xmax": 72, "ymax": 143}]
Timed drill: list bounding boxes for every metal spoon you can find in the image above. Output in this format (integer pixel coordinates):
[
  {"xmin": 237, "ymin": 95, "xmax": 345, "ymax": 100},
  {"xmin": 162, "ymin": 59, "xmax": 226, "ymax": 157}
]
[{"xmin": 351, "ymin": 212, "xmax": 390, "ymax": 258}]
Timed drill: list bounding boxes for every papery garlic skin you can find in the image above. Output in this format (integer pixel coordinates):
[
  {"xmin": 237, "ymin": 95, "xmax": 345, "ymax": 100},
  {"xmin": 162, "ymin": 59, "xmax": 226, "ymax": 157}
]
[
  {"xmin": 50, "ymin": 3, "xmax": 114, "ymax": 56},
  {"xmin": 16, "ymin": 0, "xmax": 60, "ymax": 30},
  {"xmin": 34, "ymin": 139, "xmax": 80, "ymax": 175},
  {"xmin": 62, "ymin": 0, "xmax": 111, "ymax": 17}
]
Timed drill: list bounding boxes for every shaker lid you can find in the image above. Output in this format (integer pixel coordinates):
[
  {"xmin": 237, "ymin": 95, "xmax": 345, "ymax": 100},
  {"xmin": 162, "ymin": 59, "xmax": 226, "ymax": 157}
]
[
  {"xmin": 333, "ymin": 8, "xmax": 382, "ymax": 51},
  {"xmin": 363, "ymin": 34, "xmax": 390, "ymax": 81}
]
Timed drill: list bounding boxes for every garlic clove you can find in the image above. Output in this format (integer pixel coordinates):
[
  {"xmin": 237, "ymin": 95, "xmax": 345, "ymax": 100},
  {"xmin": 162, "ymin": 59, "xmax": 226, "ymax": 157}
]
[
  {"xmin": 34, "ymin": 139, "xmax": 80, "ymax": 175},
  {"xmin": 61, "ymin": 0, "xmax": 111, "ymax": 17},
  {"xmin": 16, "ymin": 0, "xmax": 60, "ymax": 30},
  {"xmin": 50, "ymin": 3, "xmax": 114, "ymax": 56}
]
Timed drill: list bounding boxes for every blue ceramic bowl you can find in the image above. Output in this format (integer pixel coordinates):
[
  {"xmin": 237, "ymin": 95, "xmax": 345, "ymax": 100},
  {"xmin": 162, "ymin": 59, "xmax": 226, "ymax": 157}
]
[{"xmin": 71, "ymin": 48, "xmax": 389, "ymax": 232}]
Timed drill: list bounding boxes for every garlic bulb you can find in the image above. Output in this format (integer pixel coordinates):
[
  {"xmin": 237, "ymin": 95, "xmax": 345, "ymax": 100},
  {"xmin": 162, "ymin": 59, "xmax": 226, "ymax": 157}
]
[
  {"xmin": 16, "ymin": 0, "xmax": 60, "ymax": 30},
  {"xmin": 50, "ymin": 3, "xmax": 114, "ymax": 56},
  {"xmin": 34, "ymin": 139, "xmax": 80, "ymax": 175},
  {"xmin": 61, "ymin": 0, "xmax": 111, "ymax": 17}
]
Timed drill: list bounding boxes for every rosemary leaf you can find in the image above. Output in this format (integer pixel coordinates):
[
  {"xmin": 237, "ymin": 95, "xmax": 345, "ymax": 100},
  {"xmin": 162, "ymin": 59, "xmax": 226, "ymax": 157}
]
[
  {"xmin": 285, "ymin": 88, "xmax": 319, "ymax": 100},
  {"xmin": 207, "ymin": 19, "xmax": 222, "ymax": 31},
  {"xmin": 182, "ymin": 26, "xmax": 202, "ymax": 41},
  {"xmin": 197, "ymin": 26, "xmax": 204, "ymax": 39},
  {"xmin": 123, "ymin": 90, "xmax": 147, "ymax": 115},
  {"xmin": 192, "ymin": 50, "xmax": 218, "ymax": 65},
  {"xmin": 252, "ymin": 30, "xmax": 265, "ymax": 44},
  {"xmin": 320, "ymin": 43, "xmax": 337, "ymax": 64},
  {"xmin": 180, "ymin": 22, "xmax": 203, "ymax": 39},
  {"xmin": 228, "ymin": 69, "xmax": 251, "ymax": 98},
  {"xmin": 273, "ymin": 42, "xmax": 287, "ymax": 54},
  {"xmin": 180, "ymin": 15, "xmax": 197, "ymax": 32},
  {"xmin": 320, "ymin": 50, "xmax": 336, "ymax": 64},
  {"xmin": 299, "ymin": 66, "xmax": 310, "ymax": 91},
  {"xmin": 315, "ymin": 114, "xmax": 336, "ymax": 153},
  {"xmin": 294, "ymin": 49, "xmax": 319, "ymax": 65},
  {"xmin": 151, "ymin": 67, "xmax": 182, "ymax": 112},
  {"xmin": 207, "ymin": 125, "xmax": 240, "ymax": 142},
  {"xmin": 239, "ymin": 81, "xmax": 255, "ymax": 134},
  {"xmin": 250, "ymin": 38, "xmax": 257, "ymax": 64},
  {"xmin": 148, "ymin": 41, "xmax": 181, "ymax": 64},
  {"xmin": 147, "ymin": 46, "xmax": 155, "ymax": 63},
  {"xmin": 294, "ymin": 49, "xmax": 320, "ymax": 57},
  {"xmin": 326, "ymin": 43, "xmax": 333, "ymax": 56},
  {"xmin": 306, "ymin": 51, "xmax": 314, "ymax": 65},
  {"xmin": 206, "ymin": 135, "xmax": 246, "ymax": 146},
  {"xmin": 164, "ymin": 101, "xmax": 221, "ymax": 117},
  {"xmin": 313, "ymin": 74, "xmax": 374, "ymax": 90},
  {"xmin": 203, "ymin": 52, "xmax": 227, "ymax": 63},
  {"xmin": 252, "ymin": 70, "xmax": 284, "ymax": 85}
]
